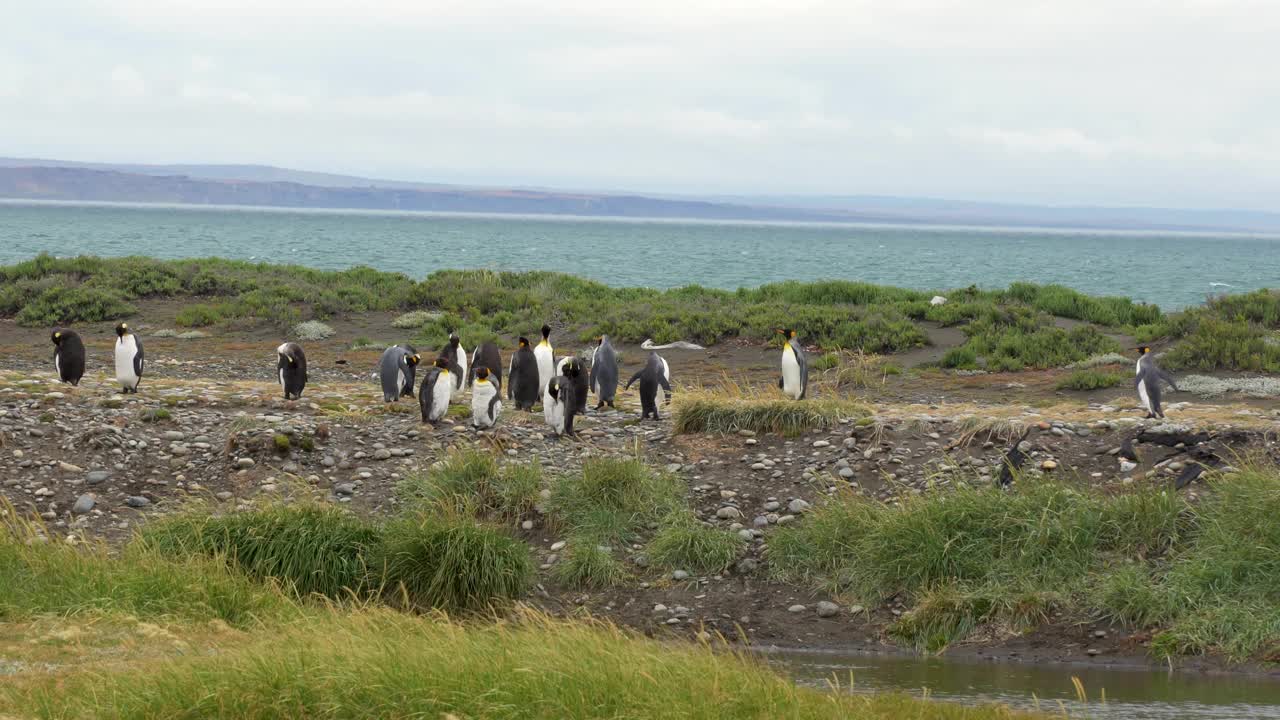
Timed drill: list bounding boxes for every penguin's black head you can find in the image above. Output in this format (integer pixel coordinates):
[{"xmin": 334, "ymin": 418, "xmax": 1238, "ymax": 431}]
[
  {"xmin": 541, "ymin": 324, "xmax": 551, "ymax": 340},
  {"xmin": 448, "ymin": 333, "xmax": 460, "ymax": 349},
  {"xmin": 547, "ymin": 378, "xmax": 559, "ymax": 399},
  {"xmin": 115, "ymin": 323, "xmax": 129, "ymax": 338},
  {"xmin": 597, "ymin": 335, "xmax": 605, "ymax": 345},
  {"xmin": 434, "ymin": 357, "xmax": 451, "ymax": 370},
  {"xmin": 51, "ymin": 330, "xmax": 63, "ymax": 346},
  {"xmin": 518, "ymin": 337, "xmax": 530, "ymax": 348},
  {"xmin": 407, "ymin": 354, "xmax": 421, "ymax": 367},
  {"xmin": 564, "ymin": 359, "xmax": 580, "ymax": 377},
  {"xmin": 475, "ymin": 367, "xmax": 490, "ymax": 381},
  {"xmin": 1136, "ymin": 345, "xmax": 1151, "ymax": 356}
]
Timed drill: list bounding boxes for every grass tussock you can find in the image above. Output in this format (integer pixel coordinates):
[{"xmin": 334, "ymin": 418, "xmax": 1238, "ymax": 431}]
[
  {"xmin": 647, "ymin": 512, "xmax": 746, "ymax": 574},
  {"xmin": 772, "ymin": 468, "xmax": 1280, "ymax": 661},
  {"xmin": 552, "ymin": 541, "xmax": 629, "ymax": 588},
  {"xmin": 547, "ymin": 458, "xmax": 684, "ymax": 544},
  {"xmin": 0, "ymin": 609, "xmax": 1040, "ymax": 720},
  {"xmin": 1055, "ymin": 368, "xmax": 1127, "ymax": 391},
  {"xmin": 379, "ymin": 516, "xmax": 534, "ymax": 612},
  {"xmin": 396, "ymin": 448, "xmax": 542, "ymax": 520},
  {"xmin": 673, "ymin": 392, "xmax": 868, "ymax": 436}
]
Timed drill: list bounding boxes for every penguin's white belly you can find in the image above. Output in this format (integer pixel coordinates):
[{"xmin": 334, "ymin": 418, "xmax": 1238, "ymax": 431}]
[
  {"xmin": 279, "ymin": 368, "xmax": 286, "ymax": 390},
  {"xmin": 1137, "ymin": 379, "xmax": 1152, "ymax": 412},
  {"xmin": 397, "ymin": 369, "xmax": 406, "ymax": 396},
  {"xmin": 781, "ymin": 349, "xmax": 803, "ymax": 400},
  {"xmin": 543, "ymin": 388, "xmax": 564, "ymax": 434},
  {"xmin": 114, "ymin": 340, "xmax": 138, "ymax": 388},
  {"xmin": 429, "ymin": 376, "xmax": 452, "ymax": 422},
  {"xmin": 471, "ymin": 383, "xmax": 499, "ymax": 428},
  {"xmin": 534, "ymin": 345, "xmax": 554, "ymax": 393},
  {"xmin": 659, "ymin": 356, "xmax": 671, "ymax": 406},
  {"xmin": 456, "ymin": 348, "xmax": 469, "ymax": 395},
  {"xmin": 54, "ymin": 354, "xmax": 61, "ymax": 377}
]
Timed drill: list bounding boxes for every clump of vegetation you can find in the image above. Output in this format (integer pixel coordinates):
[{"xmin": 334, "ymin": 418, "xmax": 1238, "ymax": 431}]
[
  {"xmin": 272, "ymin": 433, "xmax": 291, "ymax": 453},
  {"xmin": 378, "ymin": 515, "xmax": 533, "ymax": 612},
  {"xmin": 293, "ymin": 320, "xmax": 335, "ymax": 341},
  {"xmin": 552, "ymin": 541, "xmax": 628, "ymax": 588},
  {"xmin": 674, "ymin": 393, "xmax": 867, "ymax": 436},
  {"xmin": 138, "ymin": 407, "xmax": 172, "ymax": 423},
  {"xmin": 392, "ymin": 309, "xmax": 441, "ymax": 329},
  {"xmin": 1055, "ymin": 368, "xmax": 1126, "ymax": 391},
  {"xmin": 175, "ymin": 303, "xmax": 224, "ymax": 328},
  {"xmin": 14, "ymin": 285, "xmax": 136, "ymax": 327},
  {"xmin": 946, "ymin": 308, "xmax": 1121, "ymax": 371},
  {"xmin": 826, "ymin": 350, "xmax": 902, "ymax": 389},
  {"xmin": 546, "ymin": 458, "xmax": 684, "ymax": 545},
  {"xmin": 396, "ymin": 449, "xmax": 542, "ymax": 520},
  {"xmin": 647, "ymin": 512, "xmax": 745, "ymax": 574}
]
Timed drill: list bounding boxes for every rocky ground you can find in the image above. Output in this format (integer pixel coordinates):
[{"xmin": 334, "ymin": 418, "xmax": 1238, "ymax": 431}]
[{"xmin": 2, "ymin": 311, "xmax": 1279, "ymax": 676}]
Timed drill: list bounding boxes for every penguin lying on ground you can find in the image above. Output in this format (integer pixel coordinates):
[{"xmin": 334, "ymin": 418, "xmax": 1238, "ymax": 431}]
[
  {"xmin": 591, "ymin": 335, "xmax": 619, "ymax": 410},
  {"xmin": 470, "ymin": 367, "xmax": 502, "ymax": 429},
  {"xmin": 626, "ymin": 352, "xmax": 673, "ymax": 421},
  {"xmin": 996, "ymin": 428, "xmax": 1033, "ymax": 488},
  {"xmin": 379, "ymin": 345, "xmax": 420, "ymax": 402},
  {"xmin": 557, "ymin": 356, "xmax": 589, "ymax": 414},
  {"xmin": 508, "ymin": 337, "xmax": 540, "ymax": 411},
  {"xmin": 114, "ymin": 323, "xmax": 144, "ymax": 393},
  {"xmin": 419, "ymin": 357, "xmax": 453, "ymax": 425},
  {"xmin": 468, "ymin": 341, "xmax": 502, "ymax": 388},
  {"xmin": 1135, "ymin": 346, "xmax": 1178, "ymax": 419},
  {"xmin": 51, "ymin": 329, "xmax": 85, "ymax": 386},
  {"xmin": 778, "ymin": 328, "xmax": 808, "ymax": 400},
  {"xmin": 534, "ymin": 324, "xmax": 555, "ymax": 395},
  {"xmin": 276, "ymin": 342, "xmax": 307, "ymax": 400}
]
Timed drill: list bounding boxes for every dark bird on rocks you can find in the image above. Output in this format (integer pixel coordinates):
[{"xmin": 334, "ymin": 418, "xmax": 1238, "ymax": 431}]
[
  {"xmin": 1175, "ymin": 445, "xmax": 1225, "ymax": 490},
  {"xmin": 997, "ymin": 428, "xmax": 1033, "ymax": 488}
]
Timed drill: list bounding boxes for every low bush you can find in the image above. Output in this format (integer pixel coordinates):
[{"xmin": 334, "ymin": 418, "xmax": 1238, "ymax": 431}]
[
  {"xmin": 647, "ymin": 513, "xmax": 745, "ymax": 573},
  {"xmin": 547, "ymin": 458, "xmax": 683, "ymax": 545},
  {"xmin": 551, "ymin": 539, "xmax": 628, "ymax": 588},
  {"xmin": 1055, "ymin": 368, "xmax": 1126, "ymax": 391},
  {"xmin": 673, "ymin": 394, "xmax": 867, "ymax": 436},
  {"xmin": 379, "ymin": 516, "xmax": 533, "ymax": 612},
  {"xmin": 14, "ymin": 286, "xmax": 136, "ymax": 327},
  {"xmin": 396, "ymin": 449, "xmax": 542, "ymax": 520}
]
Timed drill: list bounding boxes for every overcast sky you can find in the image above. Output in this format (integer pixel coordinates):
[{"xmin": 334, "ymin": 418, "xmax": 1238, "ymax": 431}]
[{"xmin": 3, "ymin": 1, "xmax": 1279, "ymax": 210}]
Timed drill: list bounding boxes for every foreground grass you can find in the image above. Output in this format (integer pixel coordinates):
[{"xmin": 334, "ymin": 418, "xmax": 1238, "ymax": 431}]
[
  {"xmin": 770, "ymin": 468, "xmax": 1280, "ymax": 661},
  {"xmin": 674, "ymin": 391, "xmax": 870, "ymax": 436}
]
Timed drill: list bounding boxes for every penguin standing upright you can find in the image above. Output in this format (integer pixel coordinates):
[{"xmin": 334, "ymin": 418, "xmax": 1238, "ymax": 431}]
[
  {"xmin": 553, "ymin": 362, "xmax": 582, "ymax": 435},
  {"xmin": 113, "ymin": 323, "xmax": 144, "ymax": 393},
  {"xmin": 533, "ymin": 324, "xmax": 554, "ymax": 396},
  {"xmin": 276, "ymin": 342, "xmax": 308, "ymax": 400},
  {"xmin": 543, "ymin": 377, "xmax": 567, "ymax": 436},
  {"xmin": 590, "ymin": 335, "xmax": 619, "ymax": 410},
  {"xmin": 1135, "ymin": 346, "xmax": 1178, "ymax": 419},
  {"xmin": 556, "ymin": 356, "xmax": 589, "ymax": 414},
  {"xmin": 626, "ymin": 351, "xmax": 673, "ymax": 420},
  {"xmin": 379, "ymin": 345, "xmax": 420, "ymax": 402},
  {"xmin": 778, "ymin": 328, "xmax": 809, "ymax": 400},
  {"xmin": 508, "ymin": 337, "xmax": 540, "ymax": 411},
  {"xmin": 468, "ymin": 341, "xmax": 502, "ymax": 388},
  {"xmin": 443, "ymin": 333, "xmax": 468, "ymax": 399},
  {"xmin": 51, "ymin": 329, "xmax": 85, "ymax": 386},
  {"xmin": 470, "ymin": 367, "xmax": 502, "ymax": 429},
  {"xmin": 419, "ymin": 357, "xmax": 453, "ymax": 425}
]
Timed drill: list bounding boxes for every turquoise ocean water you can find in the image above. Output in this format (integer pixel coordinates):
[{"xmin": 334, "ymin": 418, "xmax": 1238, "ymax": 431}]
[{"xmin": 2, "ymin": 201, "xmax": 1277, "ymax": 310}]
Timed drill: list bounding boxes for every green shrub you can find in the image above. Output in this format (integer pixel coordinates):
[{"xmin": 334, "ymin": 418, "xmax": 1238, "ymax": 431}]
[
  {"xmin": 1164, "ymin": 317, "xmax": 1280, "ymax": 372},
  {"xmin": 15, "ymin": 286, "xmax": 136, "ymax": 326},
  {"xmin": 647, "ymin": 514, "xmax": 745, "ymax": 573},
  {"xmin": 1055, "ymin": 369, "xmax": 1126, "ymax": 391},
  {"xmin": 396, "ymin": 449, "xmax": 541, "ymax": 520},
  {"xmin": 379, "ymin": 516, "xmax": 532, "ymax": 612},
  {"xmin": 673, "ymin": 394, "xmax": 867, "ymax": 436},
  {"xmin": 547, "ymin": 459, "xmax": 683, "ymax": 544},
  {"xmin": 175, "ymin": 303, "xmax": 225, "ymax": 327},
  {"xmin": 551, "ymin": 538, "xmax": 627, "ymax": 588}
]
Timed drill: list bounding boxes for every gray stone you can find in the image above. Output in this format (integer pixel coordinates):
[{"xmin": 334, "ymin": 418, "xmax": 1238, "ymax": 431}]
[
  {"xmin": 787, "ymin": 604, "xmax": 806, "ymax": 613},
  {"xmin": 787, "ymin": 498, "xmax": 811, "ymax": 513},
  {"xmin": 235, "ymin": 457, "xmax": 255, "ymax": 469},
  {"xmin": 71, "ymin": 494, "xmax": 95, "ymax": 514},
  {"xmin": 125, "ymin": 496, "xmax": 150, "ymax": 508},
  {"xmin": 734, "ymin": 558, "xmax": 758, "ymax": 575},
  {"xmin": 715, "ymin": 506, "xmax": 742, "ymax": 520},
  {"xmin": 838, "ymin": 467, "xmax": 855, "ymax": 479},
  {"xmin": 816, "ymin": 601, "xmax": 840, "ymax": 618},
  {"xmin": 86, "ymin": 471, "xmax": 111, "ymax": 485},
  {"xmin": 334, "ymin": 483, "xmax": 355, "ymax": 496},
  {"xmin": 672, "ymin": 570, "xmax": 690, "ymax": 581}
]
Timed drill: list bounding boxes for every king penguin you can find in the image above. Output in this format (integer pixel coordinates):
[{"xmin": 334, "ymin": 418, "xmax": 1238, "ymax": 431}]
[
  {"xmin": 468, "ymin": 341, "xmax": 502, "ymax": 388},
  {"xmin": 379, "ymin": 345, "xmax": 420, "ymax": 402},
  {"xmin": 1135, "ymin": 346, "xmax": 1178, "ymax": 419},
  {"xmin": 113, "ymin": 322, "xmax": 144, "ymax": 393},
  {"xmin": 470, "ymin": 366, "xmax": 502, "ymax": 429},
  {"xmin": 626, "ymin": 351, "xmax": 673, "ymax": 420},
  {"xmin": 778, "ymin": 328, "xmax": 808, "ymax": 400},
  {"xmin": 508, "ymin": 337, "xmax": 540, "ymax": 411},
  {"xmin": 443, "ymin": 333, "xmax": 468, "ymax": 399},
  {"xmin": 543, "ymin": 377, "xmax": 567, "ymax": 437},
  {"xmin": 276, "ymin": 342, "xmax": 308, "ymax": 400},
  {"xmin": 556, "ymin": 356, "xmax": 589, "ymax": 415},
  {"xmin": 534, "ymin": 324, "xmax": 555, "ymax": 396},
  {"xmin": 419, "ymin": 357, "xmax": 453, "ymax": 425},
  {"xmin": 51, "ymin": 329, "xmax": 86, "ymax": 386},
  {"xmin": 590, "ymin": 335, "xmax": 619, "ymax": 410}
]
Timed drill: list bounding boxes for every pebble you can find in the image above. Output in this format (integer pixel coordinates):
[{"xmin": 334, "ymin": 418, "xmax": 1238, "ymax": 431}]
[
  {"xmin": 672, "ymin": 570, "xmax": 690, "ymax": 581},
  {"xmin": 812, "ymin": 440, "xmax": 830, "ymax": 448},
  {"xmin": 715, "ymin": 506, "xmax": 742, "ymax": 519},
  {"xmin": 1041, "ymin": 460, "xmax": 1058, "ymax": 471},
  {"xmin": 334, "ymin": 483, "xmax": 355, "ymax": 496},
  {"xmin": 58, "ymin": 461, "xmax": 83, "ymax": 473},
  {"xmin": 787, "ymin": 498, "xmax": 811, "ymax": 513},
  {"xmin": 787, "ymin": 604, "xmax": 806, "ymax": 613},
  {"xmin": 71, "ymin": 494, "xmax": 95, "ymax": 514},
  {"xmin": 86, "ymin": 471, "xmax": 111, "ymax": 485},
  {"xmin": 125, "ymin": 496, "xmax": 151, "ymax": 508},
  {"xmin": 235, "ymin": 458, "xmax": 255, "ymax": 469},
  {"xmin": 816, "ymin": 601, "xmax": 840, "ymax": 618},
  {"xmin": 550, "ymin": 540, "xmax": 566, "ymax": 551}
]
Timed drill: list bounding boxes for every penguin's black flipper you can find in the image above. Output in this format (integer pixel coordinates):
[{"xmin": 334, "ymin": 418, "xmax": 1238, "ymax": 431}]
[{"xmin": 625, "ymin": 370, "xmax": 643, "ymax": 390}]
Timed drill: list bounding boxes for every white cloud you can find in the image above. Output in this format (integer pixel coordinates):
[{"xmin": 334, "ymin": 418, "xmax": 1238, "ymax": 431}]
[{"xmin": 109, "ymin": 64, "xmax": 147, "ymax": 98}]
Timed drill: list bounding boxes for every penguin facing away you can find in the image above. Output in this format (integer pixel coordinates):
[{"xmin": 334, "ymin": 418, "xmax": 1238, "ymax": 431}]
[
  {"xmin": 533, "ymin": 324, "xmax": 555, "ymax": 396},
  {"xmin": 113, "ymin": 323, "xmax": 144, "ymax": 393},
  {"xmin": 1135, "ymin": 346, "xmax": 1178, "ymax": 419},
  {"xmin": 557, "ymin": 356, "xmax": 589, "ymax": 414},
  {"xmin": 419, "ymin": 357, "xmax": 453, "ymax": 425},
  {"xmin": 276, "ymin": 342, "xmax": 308, "ymax": 400},
  {"xmin": 379, "ymin": 345, "xmax": 420, "ymax": 402},
  {"xmin": 51, "ymin": 329, "xmax": 86, "ymax": 386},
  {"xmin": 508, "ymin": 337, "xmax": 540, "ymax": 411},
  {"xmin": 590, "ymin": 335, "xmax": 619, "ymax": 410},
  {"xmin": 778, "ymin": 328, "xmax": 808, "ymax": 400},
  {"xmin": 543, "ymin": 377, "xmax": 567, "ymax": 436},
  {"xmin": 470, "ymin": 366, "xmax": 502, "ymax": 429},
  {"xmin": 468, "ymin": 341, "xmax": 502, "ymax": 388},
  {"xmin": 554, "ymin": 362, "xmax": 582, "ymax": 435},
  {"xmin": 626, "ymin": 351, "xmax": 673, "ymax": 420},
  {"xmin": 445, "ymin": 333, "xmax": 469, "ymax": 397}
]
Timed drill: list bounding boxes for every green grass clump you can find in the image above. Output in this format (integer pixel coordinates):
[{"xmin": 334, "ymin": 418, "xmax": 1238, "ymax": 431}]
[
  {"xmin": 552, "ymin": 538, "xmax": 628, "ymax": 588},
  {"xmin": 0, "ymin": 610, "xmax": 1041, "ymax": 720},
  {"xmin": 140, "ymin": 505, "xmax": 382, "ymax": 600},
  {"xmin": 293, "ymin": 320, "xmax": 335, "ymax": 341},
  {"xmin": 673, "ymin": 393, "xmax": 868, "ymax": 436},
  {"xmin": 139, "ymin": 407, "xmax": 172, "ymax": 423},
  {"xmin": 1004, "ymin": 282, "xmax": 1162, "ymax": 326},
  {"xmin": 647, "ymin": 513, "xmax": 745, "ymax": 574},
  {"xmin": 396, "ymin": 449, "xmax": 542, "ymax": 520},
  {"xmin": 956, "ymin": 309, "xmax": 1121, "ymax": 371},
  {"xmin": 1055, "ymin": 368, "xmax": 1126, "ymax": 391},
  {"xmin": 547, "ymin": 458, "xmax": 683, "ymax": 545},
  {"xmin": 1163, "ymin": 316, "xmax": 1280, "ymax": 373},
  {"xmin": 391, "ymin": 309, "xmax": 441, "ymax": 329},
  {"xmin": 14, "ymin": 285, "xmax": 136, "ymax": 327},
  {"xmin": 379, "ymin": 516, "xmax": 532, "ymax": 612},
  {"xmin": 175, "ymin": 303, "xmax": 225, "ymax": 327},
  {"xmin": 0, "ymin": 504, "xmax": 291, "ymax": 626}
]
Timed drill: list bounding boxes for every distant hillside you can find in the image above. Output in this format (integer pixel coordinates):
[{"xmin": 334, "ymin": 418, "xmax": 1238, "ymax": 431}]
[{"xmin": 3, "ymin": 157, "xmax": 1280, "ymax": 232}]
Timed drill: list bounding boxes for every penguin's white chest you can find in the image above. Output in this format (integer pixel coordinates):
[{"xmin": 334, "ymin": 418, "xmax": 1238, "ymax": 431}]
[
  {"xmin": 781, "ymin": 346, "xmax": 803, "ymax": 399},
  {"xmin": 114, "ymin": 337, "xmax": 139, "ymax": 388},
  {"xmin": 534, "ymin": 344, "xmax": 554, "ymax": 392},
  {"xmin": 455, "ymin": 347, "xmax": 469, "ymax": 392},
  {"xmin": 279, "ymin": 367, "xmax": 286, "ymax": 390},
  {"xmin": 543, "ymin": 387, "xmax": 565, "ymax": 434},
  {"xmin": 471, "ymin": 382, "xmax": 499, "ymax": 427},
  {"xmin": 429, "ymin": 373, "xmax": 452, "ymax": 421},
  {"xmin": 1137, "ymin": 378, "xmax": 1152, "ymax": 412}
]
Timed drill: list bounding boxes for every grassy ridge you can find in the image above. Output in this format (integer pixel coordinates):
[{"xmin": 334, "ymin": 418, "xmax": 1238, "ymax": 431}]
[
  {"xmin": 2, "ymin": 253, "xmax": 1172, "ymax": 370},
  {"xmin": 770, "ymin": 468, "xmax": 1280, "ymax": 661}
]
